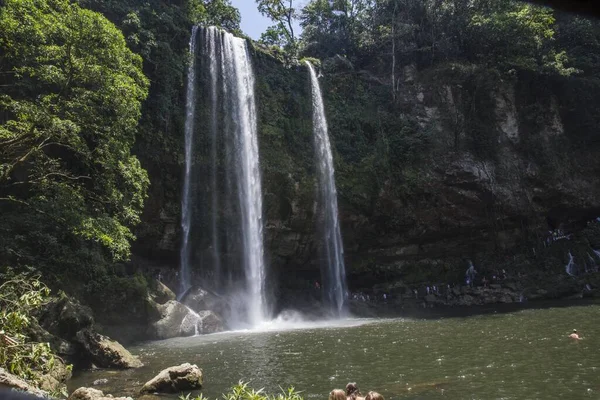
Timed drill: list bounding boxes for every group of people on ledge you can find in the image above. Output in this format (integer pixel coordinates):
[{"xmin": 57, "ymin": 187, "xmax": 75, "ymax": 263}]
[{"xmin": 329, "ymin": 383, "xmax": 383, "ymax": 400}]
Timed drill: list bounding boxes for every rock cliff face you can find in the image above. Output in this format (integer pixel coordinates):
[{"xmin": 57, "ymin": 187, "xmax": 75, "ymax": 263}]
[{"xmin": 133, "ymin": 43, "xmax": 600, "ymax": 308}]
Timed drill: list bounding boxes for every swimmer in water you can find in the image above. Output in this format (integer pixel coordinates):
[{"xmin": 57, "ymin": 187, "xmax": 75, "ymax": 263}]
[
  {"xmin": 346, "ymin": 383, "xmax": 363, "ymax": 400},
  {"xmin": 365, "ymin": 392, "xmax": 384, "ymax": 400},
  {"xmin": 330, "ymin": 389, "xmax": 346, "ymax": 400},
  {"xmin": 568, "ymin": 329, "xmax": 581, "ymax": 340}
]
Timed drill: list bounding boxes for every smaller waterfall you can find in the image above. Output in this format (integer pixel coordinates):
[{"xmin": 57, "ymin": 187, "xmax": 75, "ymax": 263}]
[
  {"xmin": 306, "ymin": 62, "xmax": 347, "ymax": 315},
  {"xmin": 178, "ymin": 25, "xmax": 199, "ymax": 298},
  {"xmin": 565, "ymin": 251, "xmax": 575, "ymax": 276}
]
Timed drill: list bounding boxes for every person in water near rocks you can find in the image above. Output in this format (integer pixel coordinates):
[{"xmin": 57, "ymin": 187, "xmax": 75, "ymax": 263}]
[
  {"xmin": 345, "ymin": 382, "xmax": 363, "ymax": 400},
  {"xmin": 569, "ymin": 329, "xmax": 581, "ymax": 340},
  {"xmin": 329, "ymin": 389, "xmax": 346, "ymax": 400},
  {"xmin": 365, "ymin": 392, "xmax": 384, "ymax": 400}
]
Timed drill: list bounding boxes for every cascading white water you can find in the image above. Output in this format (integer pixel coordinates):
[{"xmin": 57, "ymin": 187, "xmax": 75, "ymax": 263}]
[
  {"xmin": 207, "ymin": 27, "xmax": 221, "ymax": 285},
  {"xmin": 178, "ymin": 26, "xmax": 268, "ymax": 327},
  {"xmin": 225, "ymin": 31, "xmax": 267, "ymax": 325},
  {"xmin": 178, "ymin": 25, "xmax": 199, "ymax": 298},
  {"xmin": 306, "ymin": 62, "xmax": 348, "ymax": 314},
  {"xmin": 203, "ymin": 27, "xmax": 267, "ymax": 326}
]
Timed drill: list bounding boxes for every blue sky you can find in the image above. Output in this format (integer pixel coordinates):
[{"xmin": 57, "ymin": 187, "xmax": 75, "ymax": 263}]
[{"xmin": 230, "ymin": 0, "xmax": 305, "ymax": 40}]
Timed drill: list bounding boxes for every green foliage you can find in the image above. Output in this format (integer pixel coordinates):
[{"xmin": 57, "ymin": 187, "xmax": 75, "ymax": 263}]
[
  {"xmin": 181, "ymin": 382, "xmax": 304, "ymax": 400},
  {"xmin": 322, "ymin": 71, "xmax": 431, "ymax": 212},
  {"xmin": 256, "ymin": 0, "xmax": 299, "ymax": 56},
  {"xmin": 300, "ymin": 0, "xmax": 371, "ymax": 61},
  {"xmin": 299, "ymin": 0, "xmax": 582, "ymax": 77},
  {"xmin": 84, "ymin": 271, "xmax": 149, "ymax": 318},
  {"xmin": 0, "ymin": 273, "xmax": 63, "ymax": 383},
  {"xmin": 0, "ymin": 0, "xmax": 149, "ymax": 265}
]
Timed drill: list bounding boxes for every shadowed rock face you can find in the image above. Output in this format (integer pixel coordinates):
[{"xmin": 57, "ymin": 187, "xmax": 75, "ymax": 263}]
[
  {"xmin": 134, "ymin": 46, "xmax": 600, "ymax": 309},
  {"xmin": 140, "ymin": 363, "xmax": 203, "ymax": 394}
]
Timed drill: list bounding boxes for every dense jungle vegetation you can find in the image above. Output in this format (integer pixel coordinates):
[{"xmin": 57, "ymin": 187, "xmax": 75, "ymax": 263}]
[{"xmin": 2, "ymin": 0, "xmax": 600, "ymax": 384}]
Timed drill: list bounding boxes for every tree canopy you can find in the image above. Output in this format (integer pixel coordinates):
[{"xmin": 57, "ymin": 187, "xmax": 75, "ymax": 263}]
[
  {"xmin": 0, "ymin": 0, "xmax": 149, "ymax": 277},
  {"xmin": 293, "ymin": 0, "xmax": 596, "ymax": 77}
]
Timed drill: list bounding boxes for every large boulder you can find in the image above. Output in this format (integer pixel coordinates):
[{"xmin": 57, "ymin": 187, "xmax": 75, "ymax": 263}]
[
  {"xmin": 150, "ymin": 280, "xmax": 176, "ymax": 305},
  {"xmin": 68, "ymin": 387, "xmax": 132, "ymax": 400},
  {"xmin": 181, "ymin": 288, "xmax": 222, "ymax": 314},
  {"xmin": 38, "ymin": 296, "xmax": 94, "ymax": 342},
  {"xmin": 147, "ymin": 300, "xmax": 189, "ymax": 340},
  {"xmin": 75, "ymin": 329, "xmax": 143, "ymax": 369},
  {"xmin": 140, "ymin": 363, "xmax": 203, "ymax": 394},
  {"xmin": 0, "ymin": 367, "xmax": 48, "ymax": 397},
  {"xmin": 180, "ymin": 310, "xmax": 225, "ymax": 336},
  {"xmin": 196, "ymin": 310, "xmax": 225, "ymax": 334}
]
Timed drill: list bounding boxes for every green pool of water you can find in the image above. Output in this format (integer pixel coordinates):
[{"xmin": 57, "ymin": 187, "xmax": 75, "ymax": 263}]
[{"xmin": 70, "ymin": 303, "xmax": 600, "ymax": 400}]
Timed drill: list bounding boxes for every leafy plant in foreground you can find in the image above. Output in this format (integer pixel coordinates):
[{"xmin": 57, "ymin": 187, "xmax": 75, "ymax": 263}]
[
  {"xmin": 180, "ymin": 381, "xmax": 304, "ymax": 400},
  {"xmin": 0, "ymin": 273, "xmax": 62, "ymax": 383}
]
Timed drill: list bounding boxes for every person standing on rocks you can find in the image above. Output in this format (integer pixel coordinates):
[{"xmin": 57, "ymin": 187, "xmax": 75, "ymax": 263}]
[{"xmin": 466, "ymin": 262, "xmax": 477, "ymax": 287}]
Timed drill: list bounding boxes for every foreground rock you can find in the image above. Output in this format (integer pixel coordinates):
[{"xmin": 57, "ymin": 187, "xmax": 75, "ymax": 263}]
[
  {"xmin": 69, "ymin": 387, "xmax": 132, "ymax": 400},
  {"xmin": 0, "ymin": 367, "xmax": 48, "ymax": 398},
  {"xmin": 76, "ymin": 329, "xmax": 143, "ymax": 368},
  {"xmin": 34, "ymin": 356, "xmax": 72, "ymax": 392},
  {"xmin": 140, "ymin": 363, "xmax": 203, "ymax": 393}
]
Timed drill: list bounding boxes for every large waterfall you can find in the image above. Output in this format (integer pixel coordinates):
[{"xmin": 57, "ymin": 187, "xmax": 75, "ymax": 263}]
[
  {"xmin": 178, "ymin": 25, "xmax": 199, "ymax": 298},
  {"xmin": 306, "ymin": 62, "xmax": 348, "ymax": 314},
  {"xmin": 218, "ymin": 27, "xmax": 268, "ymax": 326},
  {"xmin": 178, "ymin": 26, "xmax": 268, "ymax": 327}
]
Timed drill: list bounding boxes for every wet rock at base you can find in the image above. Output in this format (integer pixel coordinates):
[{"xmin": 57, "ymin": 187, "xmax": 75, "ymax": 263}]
[
  {"xmin": 196, "ymin": 310, "xmax": 225, "ymax": 334},
  {"xmin": 180, "ymin": 310, "xmax": 225, "ymax": 336},
  {"xmin": 140, "ymin": 363, "xmax": 203, "ymax": 394},
  {"xmin": 0, "ymin": 367, "xmax": 48, "ymax": 398},
  {"xmin": 182, "ymin": 288, "xmax": 222, "ymax": 313},
  {"xmin": 147, "ymin": 300, "xmax": 189, "ymax": 340},
  {"xmin": 68, "ymin": 387, "xmax": 132, "ymax": 400},
  {"xmin": 75, "ymin": 329, "xmax": 143, "ymax": 369}
]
